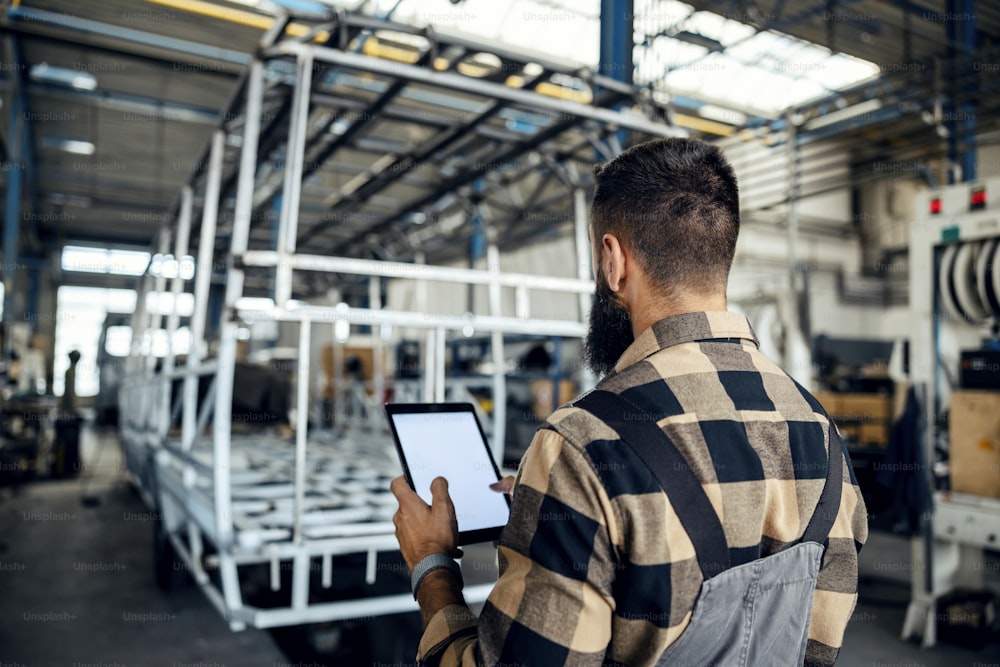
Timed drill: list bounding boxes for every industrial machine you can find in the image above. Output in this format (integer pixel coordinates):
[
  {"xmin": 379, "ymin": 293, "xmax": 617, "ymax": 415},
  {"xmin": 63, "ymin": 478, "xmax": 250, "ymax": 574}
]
[{"xmin": 903, "ymin": 175, "xmax": 1000, "ymax": 647}]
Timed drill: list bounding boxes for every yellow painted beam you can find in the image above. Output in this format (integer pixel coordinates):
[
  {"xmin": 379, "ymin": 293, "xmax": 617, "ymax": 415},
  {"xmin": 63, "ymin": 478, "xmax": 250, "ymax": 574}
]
[
  {"xmin": 147, "ymin": 0, "xmax": 272, "ymax": 29},
  {"xmin": 362, "ymin": 37, "xmax": 421, "ymax": 64},
  {"xmin": 146, "ymin": 0, "xmax": 329, "ymax": 42},
  {"xmin": 672, "ymin": 113, "xmax": 736, "ymax": 137}
]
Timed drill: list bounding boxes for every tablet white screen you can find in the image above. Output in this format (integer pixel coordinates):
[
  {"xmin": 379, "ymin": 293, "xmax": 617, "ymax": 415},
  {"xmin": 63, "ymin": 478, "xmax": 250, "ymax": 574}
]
[{"xmin": 390, "ymin": 410, "xmax": 510, "ymax": 534}]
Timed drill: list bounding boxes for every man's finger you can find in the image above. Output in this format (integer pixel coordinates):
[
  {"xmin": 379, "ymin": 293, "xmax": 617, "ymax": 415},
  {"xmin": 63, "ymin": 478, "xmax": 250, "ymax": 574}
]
[
  {"xmin": 390, "ymin": 476, "xmax": 419, "ymax": 502},
  {"xmin": 430, "ymin": 476, "xmax": 451, "ymax": 506}
]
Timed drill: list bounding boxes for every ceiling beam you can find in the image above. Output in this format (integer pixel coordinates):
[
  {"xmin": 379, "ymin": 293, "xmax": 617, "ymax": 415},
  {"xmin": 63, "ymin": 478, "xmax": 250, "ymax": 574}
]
[
  {"xmin": 24, "ymin": 82, "xmax": 224, "ymax": 125},
  {"xmin": 1, "ymin": 5, "xmax": 249, "ymax": 74}
]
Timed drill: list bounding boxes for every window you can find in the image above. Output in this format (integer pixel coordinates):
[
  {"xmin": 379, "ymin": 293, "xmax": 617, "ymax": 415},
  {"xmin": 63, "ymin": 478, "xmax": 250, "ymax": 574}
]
[
  {"xmin": 61, "ymin": 245, "xmax": 152, "ymax": 276},
  {"xmin": 104, "ymin": 326, "xmax": 133, "ymax": 358},
  {"xmin": 53, "ymin": 287, "xmax": 137, "ymax": 397}
]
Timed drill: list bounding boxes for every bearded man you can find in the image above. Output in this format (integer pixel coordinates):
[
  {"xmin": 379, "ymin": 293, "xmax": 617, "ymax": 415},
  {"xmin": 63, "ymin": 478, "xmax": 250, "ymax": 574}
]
[{"xmin": 392, "ymin": 137, "xmax": 867, "ymax": 667}]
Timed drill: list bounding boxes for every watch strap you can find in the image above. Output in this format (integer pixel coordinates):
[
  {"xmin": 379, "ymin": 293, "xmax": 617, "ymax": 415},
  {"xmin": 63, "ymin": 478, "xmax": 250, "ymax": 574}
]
[{"xmin": 411, "ymin": 553, "xmax": 462, "ymax": 599}]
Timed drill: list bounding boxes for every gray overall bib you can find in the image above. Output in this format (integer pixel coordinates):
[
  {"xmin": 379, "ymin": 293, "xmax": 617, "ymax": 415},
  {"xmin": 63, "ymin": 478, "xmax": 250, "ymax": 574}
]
[{"xmin": 577, "ymin": 390, "xmax": 844, "ymax": 667}]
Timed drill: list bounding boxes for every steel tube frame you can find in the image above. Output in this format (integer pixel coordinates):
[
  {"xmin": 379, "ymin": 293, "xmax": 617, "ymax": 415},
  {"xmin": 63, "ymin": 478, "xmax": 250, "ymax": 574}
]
[
  {"xmin": 487, "ymin": 244, "xmax": 506, "ymax": 462},
  {"xmin": 181, "ymin": 130, "xmax": 228, "ymax": 596},
  {"xmin": 119, "ymin": 18, "xmax": 680, "ymax": 632},
  {"xmin": 163, "ymin": 186, "xmax": 193, "ymax": 440},
  {"xmin": 163, "ymin": 185, "xmax": 211, "ymax": 585},
  {"xmin": 369, "ymin": 276, "xmax": 385, "ymax": 418},
  {"xmin": 238, "ymin": 304, "xmax": 587, "ymax": 338},
  {"xmin": 241, "ymin": 251, "xmax": 594, "ymax": 294},
  {"xmin": 144, "ymin": 230, "xmax": 173, "ymax": 436},
  {"xmin": 175, "ymin": 128, "xmax": 225, "ymax": 592},
  {"xmin": 434, "ymin": 326, "xmax": 446, "ymax": 403},
  {"xmin": 184, "ymin": 130, "xmax": 225, "ymax": 452},
  {"xmin": 208, "ymin": 58, "xmax": 267, "ymax": 632},
  {"xmin": 121, "ymin": 361, "xmax": 220, "ymax": 386},
  {"xmin": 275, "ymin": 49, "xmax": 314, "ymax": 306},
  {"xmin": 293, "ymin": 319, "xmax": 311, "ymax": 544},
  {"xmin": 332, "ymin": 322, "xmax": 346, "ymax": 425}
]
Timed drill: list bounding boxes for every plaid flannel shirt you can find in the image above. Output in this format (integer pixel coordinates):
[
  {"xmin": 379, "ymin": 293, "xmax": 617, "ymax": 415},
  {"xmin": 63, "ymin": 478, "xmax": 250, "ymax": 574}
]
[{"xmin": 417, "ymin": 311, "xmax": 868, "ymax": 666}]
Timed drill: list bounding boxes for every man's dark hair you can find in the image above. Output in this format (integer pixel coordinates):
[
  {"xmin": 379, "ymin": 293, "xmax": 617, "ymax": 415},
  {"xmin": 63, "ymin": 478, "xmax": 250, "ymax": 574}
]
[{"xmin": 591, "ymin": 137, "xmax": 740, "ymax": 297}]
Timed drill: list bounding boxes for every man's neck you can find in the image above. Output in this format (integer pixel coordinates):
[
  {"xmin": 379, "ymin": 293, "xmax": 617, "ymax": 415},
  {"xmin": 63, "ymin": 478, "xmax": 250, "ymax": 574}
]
[{"xmin": 630, "ymin": 293, "xmax": 728, "ymax": 340}]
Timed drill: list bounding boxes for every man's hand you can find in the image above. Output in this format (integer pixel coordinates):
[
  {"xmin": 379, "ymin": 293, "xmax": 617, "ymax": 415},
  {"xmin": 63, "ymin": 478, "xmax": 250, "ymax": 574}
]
[
  {"xmin": 489, "ymin": 475, "xmax": 516, "ymax": 497},
  {"xmin": 390, "ymin": 476, "xmax": 462, "ymax": 572}
]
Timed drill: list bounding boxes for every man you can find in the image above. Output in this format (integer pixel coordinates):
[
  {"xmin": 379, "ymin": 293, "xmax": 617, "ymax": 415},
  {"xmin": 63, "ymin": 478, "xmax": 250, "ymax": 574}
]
[
  {"xmin": 391, "ymin": 137, "xmax": 868, "ymax": 666},
  {"xmin": 61, "ymin": 349, "xmax": 82, "ymax": 413}
]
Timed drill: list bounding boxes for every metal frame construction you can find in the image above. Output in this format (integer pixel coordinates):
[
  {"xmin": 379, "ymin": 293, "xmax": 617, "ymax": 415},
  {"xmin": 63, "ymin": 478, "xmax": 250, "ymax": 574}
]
[
  {"xmin": 902, "ymin": 176, "xmax": 1000, "ymax": 647},
  {"xmin": 119, "ymin": 11, "xmax": 682, "ymax": 631}
]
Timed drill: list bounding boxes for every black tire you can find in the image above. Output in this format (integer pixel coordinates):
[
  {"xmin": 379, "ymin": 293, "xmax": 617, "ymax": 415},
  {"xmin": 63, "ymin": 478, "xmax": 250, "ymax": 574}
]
[{"xmin": 152, "ymin": 514, "xmax": 189, "ymax": 592}]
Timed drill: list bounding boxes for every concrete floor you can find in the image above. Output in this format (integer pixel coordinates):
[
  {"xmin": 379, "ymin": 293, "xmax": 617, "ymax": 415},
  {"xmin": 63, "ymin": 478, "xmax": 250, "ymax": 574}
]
[
  {"xmin": 0, "ymin": 427, "xmax": 287, "ymax": 666},
  {"xmin": 1, "ymin": 426, "xmax": 997, "ymax": 666}
]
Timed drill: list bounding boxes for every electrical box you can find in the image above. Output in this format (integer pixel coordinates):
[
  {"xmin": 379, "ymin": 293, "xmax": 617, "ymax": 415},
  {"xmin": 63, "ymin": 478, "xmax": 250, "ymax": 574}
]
[{"xmin": 959, "ymin": 349, "xmax": 1000, "ymax": 390}]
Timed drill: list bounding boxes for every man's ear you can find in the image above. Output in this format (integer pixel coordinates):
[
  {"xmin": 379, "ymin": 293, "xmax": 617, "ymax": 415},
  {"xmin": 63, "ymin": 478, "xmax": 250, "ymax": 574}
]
[{"xmin": 602, "ymin": 233, "xmax": 627, "ymax": 292}]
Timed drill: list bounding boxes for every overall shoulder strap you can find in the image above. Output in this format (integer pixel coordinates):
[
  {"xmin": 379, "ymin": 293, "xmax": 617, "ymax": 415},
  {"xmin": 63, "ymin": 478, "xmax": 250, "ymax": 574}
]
[
  {"xmin": 799, "ymin": 422, "xmax": 845, "ymax": 545},
  {"xmin": 575, "ymin": 389, "xmax": 730, "ymax": 579}
]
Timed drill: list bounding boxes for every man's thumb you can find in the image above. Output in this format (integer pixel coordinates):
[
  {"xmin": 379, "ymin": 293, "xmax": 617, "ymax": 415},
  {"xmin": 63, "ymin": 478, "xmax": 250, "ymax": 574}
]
[{"xmin": 430, "ymin": 476, "xmax": 450, "ymax": 504}]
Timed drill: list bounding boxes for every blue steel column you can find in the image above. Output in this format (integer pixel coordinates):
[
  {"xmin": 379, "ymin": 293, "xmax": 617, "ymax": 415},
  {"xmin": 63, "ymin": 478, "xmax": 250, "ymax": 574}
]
[
  {"xmin": 601, "ymin": 0, "xmax": 634, "ymax": 150},
  {"xmin": 946, "ymin": 0, "xmax": 977, "ymax": 183},
  {"xmin": 23, "ymin": 257, "xmax": 44, "ymax": 322},
  {"xmin": 3, "ymin": 55, "xmax": 27, "ymax": 327},
  {"xmin": 600, "ymin": 0, "xmax": 634, "ymax": 84}
]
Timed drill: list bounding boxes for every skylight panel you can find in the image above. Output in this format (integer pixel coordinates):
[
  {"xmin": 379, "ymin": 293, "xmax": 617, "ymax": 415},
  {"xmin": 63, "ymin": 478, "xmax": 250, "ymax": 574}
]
[
  {"xmin": 651, "ymin": 40, "xmax": 710, "ymax": 71},
  {"xmin": 819, "ymin": 53, "xmax": 881, "ymax": 89},
  {"xmin": 725, "ymin": 30, "xmax": 791, "ymax": 62},
  {"xmin": 350, "ymin": 0, "xmax": 881, "ymax": 120},
  {"xmin": 658, "ymin": 25, "xmax": 880, "ymax": 116},
  {"xmin": 685, "ymin": 11, "xmax": 755, "ymax": 47}
]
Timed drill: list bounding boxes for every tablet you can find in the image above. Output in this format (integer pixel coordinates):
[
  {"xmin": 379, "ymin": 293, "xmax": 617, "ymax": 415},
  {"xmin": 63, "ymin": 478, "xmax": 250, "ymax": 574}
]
[{"xmin": 386, "ymin": 403, "xmax": 510, "ymax": 545}]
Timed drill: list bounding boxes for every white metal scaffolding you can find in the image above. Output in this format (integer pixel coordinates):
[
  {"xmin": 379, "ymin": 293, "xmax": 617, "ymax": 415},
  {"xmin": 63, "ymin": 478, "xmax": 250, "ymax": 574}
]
[{"xmin": 119, "ymin": 10, "xmax": 682, "ymax": 630}]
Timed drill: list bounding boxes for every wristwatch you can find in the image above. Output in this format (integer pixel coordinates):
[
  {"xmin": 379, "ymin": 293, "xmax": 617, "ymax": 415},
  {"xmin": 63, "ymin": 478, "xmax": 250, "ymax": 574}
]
[{"xmin": 411, "ymin": 553, "xmax": 462, "ymax": 599}]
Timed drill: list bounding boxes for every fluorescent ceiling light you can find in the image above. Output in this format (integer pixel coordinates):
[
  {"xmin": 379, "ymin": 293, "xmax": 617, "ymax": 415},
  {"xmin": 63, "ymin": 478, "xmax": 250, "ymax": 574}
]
[
  {"xmin": 46, "ymin": 193, "xmax": 92, "ymax": 208},
  {"xmin": 40, "ymin": 136, "xmax": 96, "ymax": 156},
  {"xmin": 29, "ymin": 63, "xmax": 97, "ymax": 91},
  {"xmin": 803, "ymin": 99, "xmax": 883, "ymax": 131},
  {"xmin": 699, "ymin": 104, "xmax": 746, "ymax": 126}
]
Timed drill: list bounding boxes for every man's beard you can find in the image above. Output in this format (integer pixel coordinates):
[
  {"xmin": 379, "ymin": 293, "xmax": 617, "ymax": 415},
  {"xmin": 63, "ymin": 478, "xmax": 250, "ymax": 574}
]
[{"xmin": 582, "ymin": 269, "xmax": 634, "ymax": 378}]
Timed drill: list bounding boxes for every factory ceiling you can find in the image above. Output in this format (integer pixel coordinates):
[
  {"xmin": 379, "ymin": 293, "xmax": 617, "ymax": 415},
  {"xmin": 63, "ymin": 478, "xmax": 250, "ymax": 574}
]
[{"xmin": 0, "ymin": 0, "xmax": 998, "ymax": 292}]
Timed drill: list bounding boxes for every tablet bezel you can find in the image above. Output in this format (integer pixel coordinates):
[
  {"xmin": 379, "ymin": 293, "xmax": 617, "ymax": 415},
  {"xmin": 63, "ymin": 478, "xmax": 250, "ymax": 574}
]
[{"xmin": 385, "ymin": 402, "xmax": 510, "ymax": 545}]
